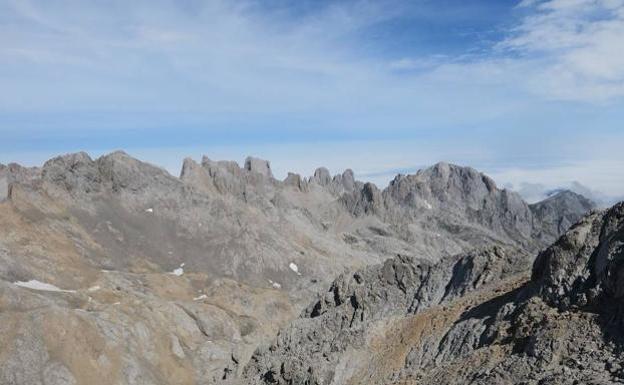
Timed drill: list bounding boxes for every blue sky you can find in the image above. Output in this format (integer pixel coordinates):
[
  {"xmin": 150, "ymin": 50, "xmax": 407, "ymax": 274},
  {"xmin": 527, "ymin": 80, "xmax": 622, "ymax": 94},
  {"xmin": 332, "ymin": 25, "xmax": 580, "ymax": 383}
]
[{"xmin": 1, "ymin": 0, "xmax": 623, "ymax": 203}]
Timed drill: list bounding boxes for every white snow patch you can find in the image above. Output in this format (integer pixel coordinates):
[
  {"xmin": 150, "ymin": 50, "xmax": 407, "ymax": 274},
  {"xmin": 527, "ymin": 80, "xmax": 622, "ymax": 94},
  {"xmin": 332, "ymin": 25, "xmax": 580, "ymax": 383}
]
[
  {"xmin": 112, "ymin": 302, "xmax": 121, "ymax": 305},
  {"xmin": 423, "ymin": 200, "xmax": 433, "ymax": 210},
  {"xmin": 170, "ymin": 262, "xmax": 185, "ymax": 276},
  {"xmin": 193, "ymin": 294, "xmax": 207, "ymax": 301},
  {"xmin": 289, "ymin": 262, "xmax": 301, "ymax": 275},
  {"xmin": 88, "ymin": 285, "xmax": 101, "ymax": 292},
  {"xmin": 269, "ymin": 279, "xmax": 283, "ymax": 288},
  {"xmin": 14, "ymin": 280, "xmax": 75, "ymax": 293},
  {"xmin": 145, "ymin": 208, "xmax": 153, "ymax": 213}
]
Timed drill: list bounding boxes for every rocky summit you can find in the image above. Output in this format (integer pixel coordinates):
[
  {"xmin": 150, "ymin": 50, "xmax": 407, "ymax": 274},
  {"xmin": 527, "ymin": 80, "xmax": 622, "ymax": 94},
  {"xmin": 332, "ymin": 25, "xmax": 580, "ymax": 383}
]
[{"xmin": 0, "ymin": 151, "xmax": 610, "ymax": 385}]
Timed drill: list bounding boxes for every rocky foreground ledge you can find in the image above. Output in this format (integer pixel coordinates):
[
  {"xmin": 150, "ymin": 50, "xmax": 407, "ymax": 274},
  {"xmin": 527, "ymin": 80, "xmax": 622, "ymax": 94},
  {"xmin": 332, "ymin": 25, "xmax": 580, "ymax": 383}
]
[{"xmin": 243, "ymin": 202, "xmax": 624, "ymax": 385}]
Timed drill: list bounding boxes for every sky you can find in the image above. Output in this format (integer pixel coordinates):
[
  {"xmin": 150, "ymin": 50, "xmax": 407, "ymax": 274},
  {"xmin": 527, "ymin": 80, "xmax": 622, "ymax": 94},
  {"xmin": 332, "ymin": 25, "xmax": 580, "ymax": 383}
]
[{"xmin": 1, "ymin": 0, "xmax": 623, "ymax": 204}]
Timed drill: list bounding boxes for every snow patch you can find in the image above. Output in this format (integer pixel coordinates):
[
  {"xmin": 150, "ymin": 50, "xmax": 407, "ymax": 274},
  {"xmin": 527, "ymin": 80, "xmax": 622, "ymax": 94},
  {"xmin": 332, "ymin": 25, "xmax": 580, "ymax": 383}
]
[
  {"xmin": 423, "ymin": 200, "xmax": 433, "ymax": 210},
  {"xmin": 145, "ymin": 208, "xmax": 153, "ymax": 213},
  {"xmin": 169, "ymin": 262, "xmax": 185, "ymax": 276},
  {"xmin": 88, "ymin": 285, "xmax": 101, "ymax": 292},
  {"xmin": 268, "ymin": 279, "xmax": 281, "ymax": 289},
  {"xmin": 193, "ymin": 294, "xmax": 207, "ymax": 301},
  {"xmin": 14, "ymin": 280, "xmax": 75, "ymax": 293},
  {"xmin": 289, "ymin": 262, "xmax": 301, "ymax": 275}
]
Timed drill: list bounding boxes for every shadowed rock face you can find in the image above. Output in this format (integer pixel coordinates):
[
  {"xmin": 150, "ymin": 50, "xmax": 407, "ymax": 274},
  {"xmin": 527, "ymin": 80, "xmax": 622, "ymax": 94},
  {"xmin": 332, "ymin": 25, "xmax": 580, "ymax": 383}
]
[
  {"xmin": 0, "ymin": 151, "xmax": 598, "ymax": 385},
  {"xmin": 533, "ymin": 201, "xmax": 624, "ymax": 310}
]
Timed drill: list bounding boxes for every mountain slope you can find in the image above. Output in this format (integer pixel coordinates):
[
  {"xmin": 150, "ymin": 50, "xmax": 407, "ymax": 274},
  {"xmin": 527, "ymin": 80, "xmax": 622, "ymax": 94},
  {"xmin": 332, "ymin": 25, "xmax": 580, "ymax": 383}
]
[{"xmin": 243, "ymin": 202, "xmax": 624, "ymax": 385}]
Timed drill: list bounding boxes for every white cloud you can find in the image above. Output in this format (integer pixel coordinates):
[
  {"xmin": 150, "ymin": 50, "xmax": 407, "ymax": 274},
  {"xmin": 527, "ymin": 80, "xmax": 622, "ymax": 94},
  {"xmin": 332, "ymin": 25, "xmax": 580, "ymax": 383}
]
[
  {"xmin": 506, "ymin": 180, "xmax": 622, "ymax": 207},
  {"xmin": 499, "ymin": 0, "xmax": 624, "ymax": 101}
]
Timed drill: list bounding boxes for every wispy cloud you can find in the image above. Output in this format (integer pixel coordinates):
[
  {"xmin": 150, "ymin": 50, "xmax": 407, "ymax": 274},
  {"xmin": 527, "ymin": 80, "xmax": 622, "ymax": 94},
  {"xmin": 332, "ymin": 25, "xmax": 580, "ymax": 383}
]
[
  {"xmin": 2, "ymin": 0, "xmax": 623, "ymax": 120},
  {"xmin": 0, "ymin": 0, "xmax": 399, "ymax": 114},
  {"xmin": 498, "ymin": 0, "xmax": 624, "ymax": 101}
]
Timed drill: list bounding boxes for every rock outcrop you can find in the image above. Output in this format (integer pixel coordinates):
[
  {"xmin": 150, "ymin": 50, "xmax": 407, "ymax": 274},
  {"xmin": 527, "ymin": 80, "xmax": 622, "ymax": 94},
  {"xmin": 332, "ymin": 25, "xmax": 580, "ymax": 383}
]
[
  {"xmin": 0, "ymin": 164, "xmax": 7, "ymax": 200},
  {"xmin": 283, "ymin": 172, "xmax": 308, "ymax": 191},
  {"xmin": 241, "ymin": 246, "xmax": 530, "ymax": 384},
  {"xmin": 533, "ymin": 201, "xmax": 624, "ymax": 311},
  {"xmin": 312, "ymin": 167, "xmax": 332, "ymax": 186},
  {"xmin": 244, "ymin": 157, "xmax": 273, "ymax": 179},
  {"xmin": 0, "ymin": 162, "xmax": 40, "ymax": 201}
]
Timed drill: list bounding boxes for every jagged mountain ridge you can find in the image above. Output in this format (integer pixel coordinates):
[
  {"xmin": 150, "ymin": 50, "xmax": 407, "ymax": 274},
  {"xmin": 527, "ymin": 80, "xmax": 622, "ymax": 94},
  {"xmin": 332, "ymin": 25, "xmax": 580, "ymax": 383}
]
[
  {"xmin": 2, "ymin": 152, "xmax": 593, "ymax": 257},
  {"xmin": 0, "ymin": 151, "xmax": 596, "ymax": 385}
]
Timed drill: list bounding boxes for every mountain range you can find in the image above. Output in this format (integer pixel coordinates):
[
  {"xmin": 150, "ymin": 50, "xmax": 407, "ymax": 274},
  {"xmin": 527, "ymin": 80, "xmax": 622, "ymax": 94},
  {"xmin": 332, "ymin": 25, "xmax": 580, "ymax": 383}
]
[{"xmin": 0, "ymin": 151, "xmax": 610, "ymax": 385}]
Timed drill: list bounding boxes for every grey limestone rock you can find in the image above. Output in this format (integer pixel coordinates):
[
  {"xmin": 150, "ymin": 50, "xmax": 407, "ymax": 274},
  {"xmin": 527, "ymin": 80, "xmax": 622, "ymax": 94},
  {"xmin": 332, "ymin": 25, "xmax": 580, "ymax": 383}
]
[
  {"xmin": 244, "ymin": 157, "xmax": 273, "ymax": 179},
  {"xmin": 312, "ymin": 167, "xmax": 332, "ymax": 186},
  {"xmin": 283, "ymin": 172, "xmax": 308, "ymax": 192},
  {"xmin": 0, "ymin": 151, "xmax": 602, "ymax": 385},
  {"xmin": 243, "ymin": 201, "xmax": 624, "ymax": 385},
  {"xmin": 530, "ymin": 190, "xmax": 597, "ymax": 244},
  {"xmin": 533, "ymin": 201, "xmax": 624, "ymax": 310},
  {"xmin": 0, "ymin": 167, "xmax": 7, "ymax": 201},
  {"xmin": 241, "ymin": 246, "xmax": 530, "ymax": 384}
]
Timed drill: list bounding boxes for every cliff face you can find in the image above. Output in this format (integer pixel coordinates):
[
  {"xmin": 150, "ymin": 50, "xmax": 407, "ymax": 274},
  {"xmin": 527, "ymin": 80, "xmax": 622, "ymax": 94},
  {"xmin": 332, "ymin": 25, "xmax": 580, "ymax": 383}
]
[{"xmin": 0, "ymin": 152, "xmax": 596, "ymax": 385}]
